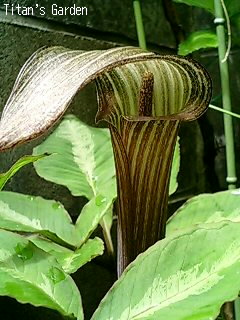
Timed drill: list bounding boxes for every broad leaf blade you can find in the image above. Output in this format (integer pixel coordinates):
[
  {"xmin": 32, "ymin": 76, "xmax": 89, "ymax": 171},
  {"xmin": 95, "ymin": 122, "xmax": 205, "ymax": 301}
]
[
  {"xmin": 30, "ymin": 236, "xmax": 104, "ymax": 274},
  {"xmin": 167, "ymin": 189, "xmax": 240, "ymax": 236},
  {"xmin": 0, "ymin": 229, "xmax": 83, "ymax": 319},
  {"xmin": 92, "ymin": 221, "xmax": 240, "ymax": 320},
  {"xmin": 33, "ymin": 115, "xmax": 116, "ymax": 200},
  {"xmin": 178, "ymin": 31, "xmax": 218, "ymax": 56},
  {"xmin": 0, "ymin": 154, "xmax": 47, "ymax": 191},
  {"xmin": 0, "ymin": 191, "xmax": 77, "ymax": 246}
]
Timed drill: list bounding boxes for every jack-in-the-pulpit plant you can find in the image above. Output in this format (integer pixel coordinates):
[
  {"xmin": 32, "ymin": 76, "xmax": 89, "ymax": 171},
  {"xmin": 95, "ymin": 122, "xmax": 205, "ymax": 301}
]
[{"xmin": 0, "ymin": 46, "xmax": 212, "ymax": 275}]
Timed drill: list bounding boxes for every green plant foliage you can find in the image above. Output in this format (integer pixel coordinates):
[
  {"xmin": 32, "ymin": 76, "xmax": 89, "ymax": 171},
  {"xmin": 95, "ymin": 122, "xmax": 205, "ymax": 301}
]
[
  {"xmin": 0, "ymin": 229, "xmax": 83, "ymax": 319},
  {"xmin": 92, "ymin": 221, "xmax": 240, "ymax": 320},
  {"xmin": 0, "ymin": 191, "xmax": 77, "ymax": 246},
  {"xmin": 33, "ymin": 115, "xmax": 117, "ymax": 200},
  {"xmin": 0, "ymin": 154, "xmax": 47, "ymax": 190},
  {"xmin": 30, "ymin": 236, "xmax": 104, "ymax": 274},
  {"xmin": 33, "ymin": 115, "xmax": 117, "ymax": 250},
  {"xmin": 173, "ymin": 0, "xmax": 214, "ymax": 13},
  {"xmin": 178, "ymin": 31, "xmax": 218, "ymax": 56},
  {"xmin": 75, "ymin": 195, "xmax": 113, "ymax": 247},
  {"xmin": 0, "ymin": 190, "xmax": 114, "ymax": 249},
  {"xmin": 174, "ymin": 0, "xmax": 240, "ymax": 17},
  {"xmin": 167, "ymin": 189, "xmax": 240, "ymax": 236}
]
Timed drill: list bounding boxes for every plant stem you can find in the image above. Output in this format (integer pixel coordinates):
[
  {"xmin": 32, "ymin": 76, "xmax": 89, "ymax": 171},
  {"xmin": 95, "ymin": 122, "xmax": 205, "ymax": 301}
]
[
  {"xmin": 209, "ymin": 104, "xmax": 240, "ymax": 119},
  {"xmin": 235, "ymin": 297, "xmax": 240, "ymax": 320},
  {"xmin": 214, "ymin": 0, "xmax": 237, "ymax": 190},
  {"xmin": 214, "ymin": 1, "xmax": 238, "ymax": 318},
  {"xmin": 101, "ymin": 218, "xmax": 114, "ymax": 257},
  {"xmin": 222, "ymin": 302, "xmax": 234, "ymax": 320},
  {"xmin": 133, "ymin": 0, "xmax": 147, "ymax": 50}
]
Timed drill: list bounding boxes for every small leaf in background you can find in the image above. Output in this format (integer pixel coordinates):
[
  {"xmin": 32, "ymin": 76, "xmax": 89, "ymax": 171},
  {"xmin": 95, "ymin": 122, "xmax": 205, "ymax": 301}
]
[
  {"xmin": 173, "ymin": 0, "xmax": 239, "ymax": 17},
  {"xmin": 0, "ymin": 229, "xmax": 83, "ymax": 320},
  {"xmin": 75, "ymin": 195, "xmax": 114, "ymax": 247},
  {"xmin": 167, "ymin": 189, "xmax": 240, "ymax": 236},
  {"xmin": 169, "ymin": 139, "xmax": 180, "ymax": 196},
  {"xmin": 33, "ymin": 115, "xmax": 117, "ymax": 200},
  {"xmin": 178, "ymin": 30, "xmax": 218, "ymax": 56},
  {"xmin": 92, "ymin": 221, "xmax": 240, "ymax": 320},
  {"xmin": 173, "ymin": 0, "xmax": 214, "ymax": 14},
  {"xmin": 0, "ymin": 154, "xmax": 47, "ymax": 191},
  {"xmin": 0, "ymin": 191, "xmax": 77, "ymax": 246},
  {"xmin": 30, "ymin": 236, "xmax": 104, "ymax": 274}
]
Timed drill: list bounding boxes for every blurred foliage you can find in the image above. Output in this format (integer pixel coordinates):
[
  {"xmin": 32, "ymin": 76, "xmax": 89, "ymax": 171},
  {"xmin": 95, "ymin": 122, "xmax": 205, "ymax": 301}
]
[
  {"xmin": 174, "ymin": 0, "xmax": 240, "ymax": 52},
  {"xmin": 178, "ymin": 30, "xmax": 218, "ymax": 55}
]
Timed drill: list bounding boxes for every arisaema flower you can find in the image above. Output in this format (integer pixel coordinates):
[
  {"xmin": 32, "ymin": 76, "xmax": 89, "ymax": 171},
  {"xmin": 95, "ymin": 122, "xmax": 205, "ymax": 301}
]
[{"xmin": 0, "ymin": 46, "xmax": 211, "ymax": 275}]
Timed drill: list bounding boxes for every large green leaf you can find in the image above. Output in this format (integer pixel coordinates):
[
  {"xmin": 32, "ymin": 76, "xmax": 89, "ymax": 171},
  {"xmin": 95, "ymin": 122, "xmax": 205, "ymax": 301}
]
[
  {"xmin": 178, "ymin": 31, "xmax": 218, "ymax": 56},
  {"xmin": 0, "ymin": 191, "xmax": 77, "ymax": 246},
  {"xmin": 30, "ymin": 236, "xmax": 104, "ymax": 274},
  {"xmin": 0, "ymin": 229, "xmax": 83, "ymax": 319},
  {"xmin": 92, "ymin": 221, "xmax": 240, "ymax": 320},
  {"xmin": 0, "ymin": 154, "xmax": 47, "ymax": 191},
  {"xmin": 33, "ymin": 115, "xmax": 116, "ymax": 200},
  {"xmin": 167, "ymin": 189, "xmax": 240, "ymax": 236}
]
